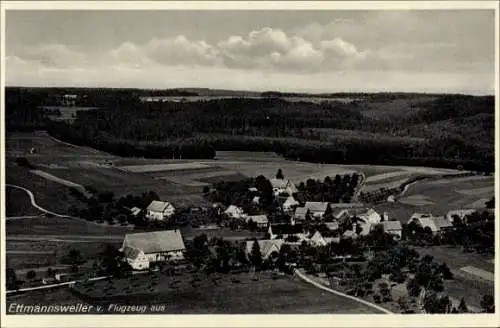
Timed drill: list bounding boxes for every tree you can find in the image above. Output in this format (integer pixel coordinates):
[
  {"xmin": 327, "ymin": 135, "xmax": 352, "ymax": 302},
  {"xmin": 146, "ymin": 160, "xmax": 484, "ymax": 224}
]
[
  {"xmin": 26, "ymin": 270, "xmax": 36, "ymax": 280},
  {"xmin": 203, "ymin": 186, "xmax": 210, "ymax": 194},
  {"xmin": 46, "ymin": 267, "xmax": 55, "ymax": 278},
  {"xmin": 398, "ymin": 297, "xmax": 410, "ymax": 313},
  {"xmin": 249, "ymin": 239, "xmax": 262, "ymax": 267},
  {"xmin": 6, "ymin": 268, "xmax": 19, "ymax": 290},
  {"xmin": 276, "ymin": 169, "xmax": 284, "ymax": 179},
  {"xmin": 378, "ymin": 282, "xmax": 392, "ymax": 302},
  {"xmin": 480, "ymin": 294, "xmax": 495, "ymax": 313},
  {"xmin": 438, "ymin": 263, "xmax": 453, "ymax": 280},
  {"xmin": 407, "ymin": 278, "xmax": 421, "ymax": 297},
  {"xmin": 458, "ymin": 297, "xmax": 468, "ymax": 313},
  {"xmin": 98, "ymin": 244, "xmax": 132, "ymax": 277}
]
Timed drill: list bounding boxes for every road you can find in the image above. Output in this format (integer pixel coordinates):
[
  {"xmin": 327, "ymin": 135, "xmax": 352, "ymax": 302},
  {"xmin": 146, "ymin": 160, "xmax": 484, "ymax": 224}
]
[{"xmin": 294, "ymin": 269, "xmax": 393, "ymax": 314}]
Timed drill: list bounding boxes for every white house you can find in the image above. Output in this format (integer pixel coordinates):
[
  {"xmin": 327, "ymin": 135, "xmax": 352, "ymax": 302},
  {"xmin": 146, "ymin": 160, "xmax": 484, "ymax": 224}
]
[
  {"xmin": 409, "ymin": 214, "xmax": 453, "ymax": 235},
  {"xmin": 268, "ymin": 223, "xmax": 307, "ymax": 241},
  {"xmin": 245, "ymin": 239, "xmax": 284, "ymax": 260},
  {"xmin": 357, "ymin": 208, "xmax": 382, "ymax": 224},
  {"xmin": 129, "ymin": 207, "xmax": 142, "ymax": 217},
  {"xmin": 121, "ymin": 230, "xmax": 186, "ymax": 270},
  {"xmin": 310, "ymin": 231, "xmax": 340, "ymax": 246},
  {"xmin": 224, "ymin": 205, "xmax": 245, "ymax": 219},
  {"xmin": 145, "ymin": 200, "xmax": 175, "ymax": 221},
  {"xmin": 379, "ymin": 220, "xmax": 403, "ymax": 239},
  {"xmin": 281, "ymin": 196, "xmax": 300, "ymax": 212},
  {"xmin": 304, "ymin": 202, "xmax": 330, "ymax": 219},
  {"xmin": 294, "ymin": 207, "xmax": 309, "ymax": 221},
  {"xmin": 245, "ymin": 214, "xmax": 269, "ymax": 228},
  {"xmin": 270, "ymin": 178, "xmax": 298, "ymax": 196}
]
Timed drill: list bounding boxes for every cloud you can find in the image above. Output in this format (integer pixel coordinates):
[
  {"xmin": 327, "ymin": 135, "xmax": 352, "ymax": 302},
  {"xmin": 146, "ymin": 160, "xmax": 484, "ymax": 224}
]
[
  {"xmin": 5, "ymin": 17, "xmax": 494, "ymax": 94},
  {"xmin": 12, "ymin": 44, "xmax": 88, "ymax": 68}
]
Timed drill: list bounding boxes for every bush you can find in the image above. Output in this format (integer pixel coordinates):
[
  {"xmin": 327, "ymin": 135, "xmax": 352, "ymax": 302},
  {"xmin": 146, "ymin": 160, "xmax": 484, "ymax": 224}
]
[{"xmin": 26, "ymin": 270, "xmax": 36, "ymax": 280}]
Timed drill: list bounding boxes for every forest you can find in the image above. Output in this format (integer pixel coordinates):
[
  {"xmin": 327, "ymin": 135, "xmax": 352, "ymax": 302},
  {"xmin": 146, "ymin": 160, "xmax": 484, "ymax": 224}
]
[{"xmin": 5, "ymin": 87, "xmax": 494, "ymax": 172}]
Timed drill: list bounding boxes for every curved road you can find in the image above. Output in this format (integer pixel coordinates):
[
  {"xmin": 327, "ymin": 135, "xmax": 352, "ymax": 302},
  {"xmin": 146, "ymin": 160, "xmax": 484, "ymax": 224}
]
[
  {"xmin": 294, "ymin": 269, "xmax": 394, "ymax": 314},
  {"xmin": 5, "ymin": 184, "xmax": 68, "ymax": 218}
]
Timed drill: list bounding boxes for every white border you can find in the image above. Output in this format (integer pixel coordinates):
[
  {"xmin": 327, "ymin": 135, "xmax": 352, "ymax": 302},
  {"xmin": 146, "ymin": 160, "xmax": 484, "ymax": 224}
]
[{"xmin": 1, "ymin": 1, "xmax": 499, "ymax": 328}]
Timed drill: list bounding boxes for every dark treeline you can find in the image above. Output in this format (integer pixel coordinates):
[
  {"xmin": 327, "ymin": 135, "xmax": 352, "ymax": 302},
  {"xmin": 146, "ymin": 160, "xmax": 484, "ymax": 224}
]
[{"xmin": 5, "ymin": 87, "xmax": 494, "ymax": 172}]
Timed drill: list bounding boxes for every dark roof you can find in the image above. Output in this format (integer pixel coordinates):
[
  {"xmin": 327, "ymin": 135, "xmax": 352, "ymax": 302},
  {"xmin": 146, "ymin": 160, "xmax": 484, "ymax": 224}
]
[{"xmin": 270, "ymin": 224, "xmax": 304, "ymax": 235}]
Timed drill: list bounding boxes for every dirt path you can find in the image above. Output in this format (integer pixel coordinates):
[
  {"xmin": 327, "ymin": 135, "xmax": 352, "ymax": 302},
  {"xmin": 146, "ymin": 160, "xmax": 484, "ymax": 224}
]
[
  {"xmin": 5, "ymin": 184, "xmax": 69, "ymax": 218},
  {"xmin": 294, "ymin": 269, "xmax": 393, "ymax": 314}
]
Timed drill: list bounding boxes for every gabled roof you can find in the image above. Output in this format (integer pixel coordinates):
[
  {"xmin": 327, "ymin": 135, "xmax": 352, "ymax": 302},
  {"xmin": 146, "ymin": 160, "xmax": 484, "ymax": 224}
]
[
  {"xmin": 446, "ymin": 209, "xmax": 476, "ymax": 220},
  {"xmin": 380, "ymin": 220, "xmax": 402, "ymax": 231},
  {"xmin": 270, "ymin": 223, "xmax": 304, "ymax": 236},
  {"xmin": 130, "ymin": 207, "xmax": 142, "ymax": 216},
  {"xmin": 294, "ymin": 207, "xmax": 308, "ymax": 219},
  {"xmin": 283, "ymin": 196, "xmax": 299, "ymax": 206},
  {"xmin": 433, "ymin": 216, "xmax": 453, "ymax": 229},
  {"xmin": 147, "ymin": 200, "xmax": 174, "ymax": 213},
  {"xmin": 414, "ymin": 217, "xmax": 438, "ymax": 232},
  {"xmin": 246, "ymin": 239, "xmax": 284, "ymax": 257},
  {"xmin": 123, "ymin": 230, "xmax": 186, "ymax": 254},
  {"xmin": 270, "ymin": 179, "xmax": 298, "ymax": 193},
  {"xmin": 246, "ymin": 215, "xmax": 269, "ymax": 225},
  {"xmin": 225, "ymin": 205, "xmax": 244, "ymax": 214},
  {"xmin": 305, "ymin": 202, "xmax": 329, "ymax": 213}
]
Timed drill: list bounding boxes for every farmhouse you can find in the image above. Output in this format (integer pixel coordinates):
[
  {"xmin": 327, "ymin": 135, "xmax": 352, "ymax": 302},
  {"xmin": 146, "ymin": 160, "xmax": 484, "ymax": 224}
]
[
  {"xmin": 270, "ymin": 178, "xmax": 298, "ymax": 196},
  {"xmin": 379, "ymin": 220, "xmax": 403, "ymax": 239},
  {"xmin": 268, "ymin": 223, "xmax": 306, "ymax": 240},
  {"xmin": 245, "ymin": 239, "xmax": 284, "ymax": 259},
  {"xmin": 224, "ymin": 205, "xmax": 245, "ymax": 219},
  {"xmin": 409, "ymin": 214, "xmax": 453, "ymax": 235},
  {"xmin": 304, "ymin": 202, "xmax": 329, "ymax": 219},
  {"xmin": 145, "ymin": 200, "xmax": 175, "ymax": 221},
  {"xmin": 245, "ymin": 214, "xmax": 269, "ymax": 228},
  {"xmin": 325, "ymin": 221, "xmax": 339, "ymax": 231},
  {"xmin": 121, "ymin": 230, "xmax": 186, "ymax": 270},
  {"xmin": 446, "ymin": 209, "xmax": 476, "ymax": 224}
]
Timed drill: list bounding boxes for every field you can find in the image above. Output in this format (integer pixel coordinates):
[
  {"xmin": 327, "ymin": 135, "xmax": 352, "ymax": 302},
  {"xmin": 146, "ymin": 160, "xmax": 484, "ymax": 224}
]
[
  {"xmin": 5, "ymin": 187, "xmax": 44, "ymax": 217},
  {"xmin": 398, "ymin": 175, "xmax": 494, "ymax": 213},
  {"xmin": 9, "ymin": 272, "xmax": 382, "ymax": 314}
]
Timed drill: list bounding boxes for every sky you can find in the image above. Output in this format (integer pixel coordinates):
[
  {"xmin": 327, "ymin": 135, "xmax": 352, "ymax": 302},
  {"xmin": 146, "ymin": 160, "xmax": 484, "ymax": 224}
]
[{"xmin": 5, "ymin": 10, "xmax": 496, "ymax": 94}]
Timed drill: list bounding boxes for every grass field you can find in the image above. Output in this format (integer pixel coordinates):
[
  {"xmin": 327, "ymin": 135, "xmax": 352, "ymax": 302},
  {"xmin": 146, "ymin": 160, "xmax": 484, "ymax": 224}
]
[
  {"xmin": 6, "ymin": 165, "xmax": 87, "ymax": 214},
  {"xmin": 6, "ymin": 216, "xmax": 130, "ymax": 236},
  {"xmin": 5, "ymin": 187, "xmax": 44, "ymax": 217},
  {"xmin": 67, "ymin": 271, "xmax": 381, "ymax": 314},
  {"xmin": 399, "ymin": 175, "xmax": 494, "ymax": 213}
]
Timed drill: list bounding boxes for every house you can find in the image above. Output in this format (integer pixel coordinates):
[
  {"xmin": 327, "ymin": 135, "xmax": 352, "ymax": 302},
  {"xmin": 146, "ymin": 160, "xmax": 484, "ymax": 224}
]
[
  {"xmin": 446, "ymin": 209, "xmax": 476, "ymax": 224},
  {"xmin": 278, "ymin": 196, "xmax": 300, "ymax": 212},
  {"xmin": 245, "ymin": 214, "xmax": 269, "ymax": 228},
  {"xmin": 304, "ymin": 202, "xmax": 329, "ymax": 219},
  {"xmin": 248, "ymin": 187, "xmax": 258, "ymax": 193},
  {"xmin": 129, "ymin": 207, "xmax": 142, "ymax": 217},
  {"xmin": 224, "ymin": 205, "xmax": 245, "ymax": 219},
  {"xmin": 268, "ymin": 223, "xmax": 306, "ymax": 241},
  {"xmin": 252, "ymin": 196, "xmax": 260, "ymax": 204},
  {"xmin": 332, "ymin": 209, "xmax": 351, "ymax": 221},
  {"xmin": 121, "ymin": 230, "xmax": 186, "ymax": 270},
  {"xmin": 145, "ymin": 200, "xmax": 175, "ymax": 221},
  {"xmin": 270, "ymin": 178, "xmax": 298, "ymax": 196},
  {"xmin": 379, "ymin": 220, "xmax": 403, "ymax": 239},
  {"xmin": 409, "ymin": 214, "xmax": 453, "ymax": 235},
  {"xmin": 356, "ymin": 208, "xmax": 381, "ymax": 224},
  {"xmin": 342, "ymin": 230, "xmax": 358, "ymax": 239},
  {"xmin": 246, "ymin": 239, "xmax": 284, "ymax": 260},
  {"xmin": 294, "ymin": 207, "xmax": 309, "ymax": 221},
  {"xmin": 310, "ymin": 230, "xmax": 340, "ymax": 246}
]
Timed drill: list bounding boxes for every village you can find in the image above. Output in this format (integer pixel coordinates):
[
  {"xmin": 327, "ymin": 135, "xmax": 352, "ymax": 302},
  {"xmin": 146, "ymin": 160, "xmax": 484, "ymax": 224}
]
[{"xmin": 6, "ymin": 169, "xmax": 495, "ymax": 314}]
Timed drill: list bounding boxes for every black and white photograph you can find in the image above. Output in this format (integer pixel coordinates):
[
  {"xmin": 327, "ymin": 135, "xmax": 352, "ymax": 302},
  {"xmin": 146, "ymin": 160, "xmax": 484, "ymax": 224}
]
[{"xmin": 1, "ymin": 1, "xmax": 498, "ymax": 326}]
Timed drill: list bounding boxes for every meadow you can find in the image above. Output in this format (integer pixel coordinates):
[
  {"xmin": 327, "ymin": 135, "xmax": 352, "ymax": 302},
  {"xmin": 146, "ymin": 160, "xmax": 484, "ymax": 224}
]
[{"xmin": 69, "ymin": 271, "xmax": 382, "ymax": 314}]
